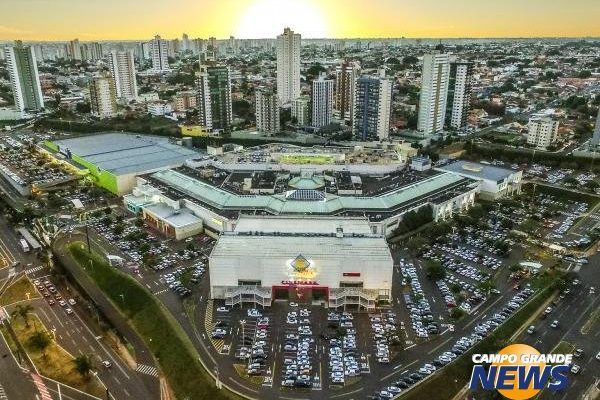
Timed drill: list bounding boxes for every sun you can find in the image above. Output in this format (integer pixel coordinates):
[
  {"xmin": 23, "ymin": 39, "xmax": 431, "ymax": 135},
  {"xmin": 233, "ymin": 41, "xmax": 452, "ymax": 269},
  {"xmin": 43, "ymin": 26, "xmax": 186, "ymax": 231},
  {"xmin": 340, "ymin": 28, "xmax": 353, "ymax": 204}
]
[{"xmin": 235, "ymin": 0, "xmax": 330, "ymax": 38}]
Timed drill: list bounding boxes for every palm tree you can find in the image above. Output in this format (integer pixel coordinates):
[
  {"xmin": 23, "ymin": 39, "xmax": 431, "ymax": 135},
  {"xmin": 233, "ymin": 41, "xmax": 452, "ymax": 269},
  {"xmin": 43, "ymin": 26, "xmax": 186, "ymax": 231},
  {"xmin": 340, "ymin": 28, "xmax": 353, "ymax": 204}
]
[
  {"xmin": 28, "ymin": 331, "xmax": 51, "ymax": 359},
  {"xmin": 11, "ymin": 304, "xmax": 34, "ymax": 328},
  {"xmin": 73, "ymin": 354, "xmax": 95, "ymax": 380}
]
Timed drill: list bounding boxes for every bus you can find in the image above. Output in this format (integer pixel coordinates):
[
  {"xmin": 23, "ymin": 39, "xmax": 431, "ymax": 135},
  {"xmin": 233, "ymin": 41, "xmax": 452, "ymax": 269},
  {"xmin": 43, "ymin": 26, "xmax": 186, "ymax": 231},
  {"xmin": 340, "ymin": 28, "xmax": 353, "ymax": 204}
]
[{"xmin": 19, "ymin": 239, "xmax": 30, "ymax": 253}]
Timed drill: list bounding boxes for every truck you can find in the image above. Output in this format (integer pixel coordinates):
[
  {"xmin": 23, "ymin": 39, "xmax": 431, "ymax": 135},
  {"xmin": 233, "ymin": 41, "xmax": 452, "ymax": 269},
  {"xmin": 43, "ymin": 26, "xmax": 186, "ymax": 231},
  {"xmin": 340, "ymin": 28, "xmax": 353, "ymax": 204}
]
[{"xmin": 19, "ymin": 239, "xmax": 30, "ymax": 253}]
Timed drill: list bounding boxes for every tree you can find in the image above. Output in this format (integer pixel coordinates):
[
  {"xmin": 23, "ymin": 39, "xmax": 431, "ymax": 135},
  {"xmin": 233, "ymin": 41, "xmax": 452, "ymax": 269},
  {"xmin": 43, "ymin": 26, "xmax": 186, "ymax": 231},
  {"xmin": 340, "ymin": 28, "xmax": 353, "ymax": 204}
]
[
  {"xmin": 28, "ymin": 331, "xmax": 51, "ymax": 358},
  {"xmin": 450, "ymin": 308, "xmax": 466, "ymax": 321},
  {"xmin": 406, "ymin": 236, "xmax": 428, "ymax": 255},
  {"xmin": 73, "ymin": 355, "xmax": 95, "ymax": 379},
  {"xmin": 425, "ymin": 260, "xmax": 446, "ymax": 281},
  {"xmin": 11, "ymin": 304, "xmax": 34, "ymax": 328}
]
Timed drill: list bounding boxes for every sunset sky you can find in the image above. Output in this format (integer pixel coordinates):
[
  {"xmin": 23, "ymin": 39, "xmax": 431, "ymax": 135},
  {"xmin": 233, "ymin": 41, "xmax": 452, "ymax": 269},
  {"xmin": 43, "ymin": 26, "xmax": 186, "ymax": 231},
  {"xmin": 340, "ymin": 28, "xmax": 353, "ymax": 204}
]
[{"xmin": 1, "ymin": 0, "xmax": 599, "ymax": 41}]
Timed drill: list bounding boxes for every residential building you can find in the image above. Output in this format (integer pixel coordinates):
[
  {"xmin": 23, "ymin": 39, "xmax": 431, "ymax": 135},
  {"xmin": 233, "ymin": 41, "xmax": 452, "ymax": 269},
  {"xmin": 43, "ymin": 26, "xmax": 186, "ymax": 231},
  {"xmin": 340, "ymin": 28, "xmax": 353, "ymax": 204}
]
[
  {"xmin": 89, "ymin": 42, "xmax": 103, "ymax": 61},
  {"xmin": 182, "ymin": 33, "xmax": 191, "ymax": 52},
  {"xmin": 147, "ymin": 100, "xmax": 173, "ymax": 116},
  {"xmin": 196, "ymin": 64, "xmax": 232, "ymax": 133},
  {"xmin": 150, "ymin": 35, "xmax": 169, "ymax": 72},
  {"xmin": 89, "ymin": 76, "xmax": 117, "ymax": 119},
  {"xmin": 276, "ymin": 27, "xmax": 301, "ymax": 105},
  {"xmin": 292, "ymin": 96, "xmax": 310, "ymax": 126},
  {"xmin": 591, "ymin": 108, "xmax": 600, "ymax": 147},
  {"xmin": 67, "ymin": 38, "xmax": 82, "ymax": 60},
  {"xmin": 255, "ymin": 88, "xmax": 280, "ymax": 135},
  {"xmin": 527, "ymin": 117, "xmax": 560, "ymax": 149},
  {"xmin": 446, "ymin": 61, "xmax": 473, "ymax": 130},
  {"xmin": 352, "ymin": 72, "xmax": 392, "ymax": 141},
  {"xmin": 418, "ymin": 53, "xmax": 450, "ymax": 134},
  {"xmin": 109, "ymin": 50, "xmax": 138, "ymax": 102},
  {"xmin": 33, "ymin": 44, "xmax": 44, "ymax": 62},
  {"xmin": 334, "ymin": 60, "xmax": 360, "ymax": 124},
  {"xmin": 173, "ymin": 91, "xmax": 197, "ymax": 112},
  {"xmin": 311, "ymin": 74, "xmax": 334, "ymax": 129},
  {"xmin": 4, "ymin": 41, "xmax": 44, "ymax": 112}
]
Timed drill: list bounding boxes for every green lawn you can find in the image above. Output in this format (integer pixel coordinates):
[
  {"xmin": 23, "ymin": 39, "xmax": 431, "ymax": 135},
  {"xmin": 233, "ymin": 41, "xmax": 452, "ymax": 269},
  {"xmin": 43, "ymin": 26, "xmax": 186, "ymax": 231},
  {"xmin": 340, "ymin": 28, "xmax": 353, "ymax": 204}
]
[
  {"xmin": 280, "ymin": 155, "xmax": 335, "ymax": 164},
  {"xmin": 68, "ymin": 242, "xmax": 238, "ymax": 400},
  {"xmin": 0, "ymin": 276, "xmax": 40, "ymax": 306}
]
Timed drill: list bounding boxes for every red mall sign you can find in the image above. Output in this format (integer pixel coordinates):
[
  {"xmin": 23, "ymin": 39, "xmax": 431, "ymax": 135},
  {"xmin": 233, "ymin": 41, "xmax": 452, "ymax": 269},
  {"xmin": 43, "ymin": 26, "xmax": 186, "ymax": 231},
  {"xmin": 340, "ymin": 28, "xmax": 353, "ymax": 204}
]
[
  {"xmin": 343, "ymin": 272, "xmax": 361, "ymax": 277},
  {"xmin": 281, "ymin": 280, "xmax": 319, "ymax": 286}
]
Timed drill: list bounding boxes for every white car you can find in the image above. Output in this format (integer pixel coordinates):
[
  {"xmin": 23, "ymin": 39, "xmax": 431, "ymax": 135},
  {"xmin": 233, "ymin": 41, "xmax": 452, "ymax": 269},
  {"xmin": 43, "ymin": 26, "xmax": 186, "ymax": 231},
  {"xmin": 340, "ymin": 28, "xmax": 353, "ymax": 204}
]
[
  {"xmin": 247, "ymin": 309, "xmax": 262, "ymax": 318},
  {"xmin": 68, "ymin": 298, "xmax": 76, "ymax": 306},
  {"xmin": 570, "ymin": 364, "xmax": 581, "ymax": 374}
]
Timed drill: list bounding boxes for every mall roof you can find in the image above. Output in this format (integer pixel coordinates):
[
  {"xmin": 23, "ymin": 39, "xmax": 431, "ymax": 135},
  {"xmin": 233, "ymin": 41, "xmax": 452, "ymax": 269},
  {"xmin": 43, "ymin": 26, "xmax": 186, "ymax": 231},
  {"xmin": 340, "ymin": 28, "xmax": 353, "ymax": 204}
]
[
  {"xmin": 437, "ymin": 161, "xmax": 519, "ymax": 182},
  {"xmin": 51, "ymin": 133, "xmax": 198, "ymax": 176},
  {"xmin": 144, "ymin": 203, "xmax": 202, "ymax": 228},
  {"xmin": 234, "ymin": 215, "xmax": 374, "ymax": 235},
  {"xmin": 150, "ymin": 168, "xmax": 469, "ymax": 215},
  {"xmin": 211, "ymin": 234, "xmax": 393, "ymax": 261}
]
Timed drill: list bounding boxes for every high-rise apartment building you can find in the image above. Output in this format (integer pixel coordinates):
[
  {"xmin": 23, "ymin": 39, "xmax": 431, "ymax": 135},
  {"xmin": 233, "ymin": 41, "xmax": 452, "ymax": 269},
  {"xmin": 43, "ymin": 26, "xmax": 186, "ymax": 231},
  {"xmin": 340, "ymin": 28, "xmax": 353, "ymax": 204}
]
[
  {"xmin": 255, "ymin": 87, "xmax": 280, "ymax": 135},
  {"xmin": 196, "ymin": 64, "xmax": 232, "ymax": 133},
  {"xmin": 67, "ymin": 38, "xmax": 82, "ymax": 60},
  {"xmin": 311, "ymin": 74, "xmax": 334, "ymax": 129},
  {"xmin": 173, "ymin": 91, "xmax": 197, "ymax": 112},
  {"xmin": 276, "ymin": 28, "xmax": 301, "ymax": 105},
  {"xmin": 89, "ymin": 76, "xmax": 117, "ymax": 119},
  {"xmin": 352, "ymin": 72, "xmax": 392, "ymax": 141},
  {"xmin": 109, "ymin": 50, "xmax": 138, "ymax": 102},
  {"xmin": 418, "ymin": 53, "xmax": 450, "ymax": 134},
  {"xmin": 33, "ymin": 45, "xmax": 44, "ymax": 62},
  {"xmin": 446, "ymin": 61, "xmax": 473, "ymax": 130},
  {"xmin": 334, "ymin": 60, "xmax": 360, "ymax": 124},
  {"xmin": 89, "ymin": 42, "xmax": 103, "ymax": 61},
  {"xmin": 4, "ymin": 41, "xmax": 44, "ymax": 112},
  {"xmin": 182, "ymin": 33, "xmax": 190, "ymax": 52},
  {"xmin": 292, "ymin": 96, "xmax": 310, "ymax": 126},
  {"xmin": 527, "ymin": 117, "xmax": 560, "ymax": 149},
  {"xmin": 150, "ymin": 35, "xmax": 169, "ymax": 72},
  {"xmin": 591, "ymin": 109, "xmax": 600, "ymax": 147}
]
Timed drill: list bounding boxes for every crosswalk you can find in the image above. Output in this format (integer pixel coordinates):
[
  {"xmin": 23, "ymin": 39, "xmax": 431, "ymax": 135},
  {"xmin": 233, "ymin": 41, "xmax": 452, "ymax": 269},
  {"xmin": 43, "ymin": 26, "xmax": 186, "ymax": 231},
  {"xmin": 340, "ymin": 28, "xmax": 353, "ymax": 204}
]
[
  {"xmin": 203, "ymin": 300, "xmax": 225, "ymax": 352},
  {"xmin": 153, "ymin": 289, "xmax": 169, "ymax": 296},
  {"xmin": 25, "ymin": 265, "xmax": 45, "ymax": 275},
  {"xmin": 135, "ymin": 363, "xmax": 159, "ymax": 377},
  {"xmin": 31, "ymin": 373, "xmax": 52, "ymax": 400},
  {"xmin": 0, "ymin": 383, "xmax": 7, "ymax": 400}
]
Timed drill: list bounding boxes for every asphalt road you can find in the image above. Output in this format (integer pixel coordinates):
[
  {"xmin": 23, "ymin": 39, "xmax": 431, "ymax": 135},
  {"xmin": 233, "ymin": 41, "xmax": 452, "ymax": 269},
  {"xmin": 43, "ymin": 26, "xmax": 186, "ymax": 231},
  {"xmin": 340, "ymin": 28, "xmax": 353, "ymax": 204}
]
[{"xmin": 518, "ymin": 253, "xmax": 600, "ymax": 400}]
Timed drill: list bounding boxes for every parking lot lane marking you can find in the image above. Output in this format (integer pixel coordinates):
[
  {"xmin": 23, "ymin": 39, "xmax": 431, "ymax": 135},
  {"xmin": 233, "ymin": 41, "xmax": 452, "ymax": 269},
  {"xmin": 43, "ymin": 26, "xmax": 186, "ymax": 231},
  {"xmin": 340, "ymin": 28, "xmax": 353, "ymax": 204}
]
[
  {"xmin": 380, "ymin": 360, "xmax": 417, "ymax": 381},
  {"xmin": 464, "ymin": 294, "xmax": 505, "ymax": 329},
  {"xmin": 123, "ymin": 388, "xmax": 130, "ymax": 397},
  {"xmin": 330, "ymin": 387, "xmax": 363, "ymax": 398},
  {"xmin": 393, "ymin": 363, "xmax": 403, "ymax": 370},
  {"xmin": 427, "ymin": 337, "xmax": 452, "ymax": 355}
]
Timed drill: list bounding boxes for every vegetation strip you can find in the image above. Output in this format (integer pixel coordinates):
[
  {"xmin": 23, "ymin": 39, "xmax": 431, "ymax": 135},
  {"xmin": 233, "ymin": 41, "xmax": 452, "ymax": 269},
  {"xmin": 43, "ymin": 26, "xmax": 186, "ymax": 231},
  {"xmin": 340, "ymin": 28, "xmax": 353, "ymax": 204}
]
[{"xmin": 68, "ymin": 242, "xmax": 238, "ymax": 400}]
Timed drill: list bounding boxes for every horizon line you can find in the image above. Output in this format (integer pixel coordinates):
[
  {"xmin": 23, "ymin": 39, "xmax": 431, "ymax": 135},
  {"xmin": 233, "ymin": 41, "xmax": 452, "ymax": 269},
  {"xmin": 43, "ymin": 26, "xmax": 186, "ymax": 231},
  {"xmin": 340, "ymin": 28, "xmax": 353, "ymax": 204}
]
[{"xmin": 1, "ymin": 35, "xmax": 600, "ymax": 43}]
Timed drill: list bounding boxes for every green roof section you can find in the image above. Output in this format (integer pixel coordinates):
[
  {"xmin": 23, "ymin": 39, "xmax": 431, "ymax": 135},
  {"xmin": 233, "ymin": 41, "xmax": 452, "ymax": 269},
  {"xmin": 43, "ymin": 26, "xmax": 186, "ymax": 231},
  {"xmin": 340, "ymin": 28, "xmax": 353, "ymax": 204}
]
[{"xmin": 151, "ymin": 169, "xmax": 468, "ymax": 215}]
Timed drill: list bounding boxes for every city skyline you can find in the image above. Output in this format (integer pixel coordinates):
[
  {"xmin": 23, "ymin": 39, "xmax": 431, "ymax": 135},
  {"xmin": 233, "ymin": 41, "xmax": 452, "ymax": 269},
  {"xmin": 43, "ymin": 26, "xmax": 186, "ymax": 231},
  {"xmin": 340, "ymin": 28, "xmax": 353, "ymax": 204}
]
[{"xmin": 1, "ymin": 0, "xmax": 600, "ymax": 41}]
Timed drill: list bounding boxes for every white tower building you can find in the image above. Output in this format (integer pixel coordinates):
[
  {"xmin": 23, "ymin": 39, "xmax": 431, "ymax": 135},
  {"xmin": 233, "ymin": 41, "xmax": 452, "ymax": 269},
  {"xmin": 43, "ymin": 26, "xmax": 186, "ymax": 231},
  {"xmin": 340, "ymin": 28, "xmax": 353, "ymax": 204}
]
[
  {"xmin": 418, "ymin": 53, "xmax": 450, "ymax": 134},
  {"xmin": 276, "ymin": 28, "xmax": 301, "ymax": 105},
  {"xmin": 109, "ymin": 50, "xmax": 138, "ymax": 102}
]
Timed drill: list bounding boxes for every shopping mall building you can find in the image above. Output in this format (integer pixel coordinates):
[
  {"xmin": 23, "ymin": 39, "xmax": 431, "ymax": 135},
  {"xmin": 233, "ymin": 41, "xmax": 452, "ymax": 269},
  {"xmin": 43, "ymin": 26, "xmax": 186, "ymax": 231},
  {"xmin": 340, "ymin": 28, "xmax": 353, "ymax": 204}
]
[{"xmin": 209, "ymin": 216, "xmax": 393, "ymax": 310}]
